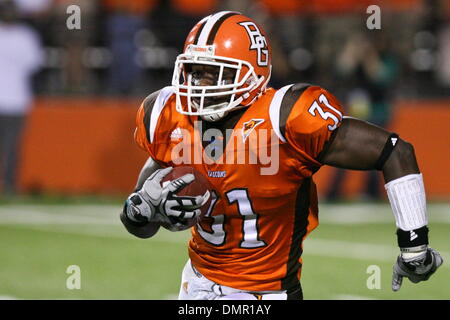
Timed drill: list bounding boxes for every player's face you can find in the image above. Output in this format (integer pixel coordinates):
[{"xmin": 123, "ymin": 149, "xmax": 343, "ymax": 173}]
[{"xmin": 185, "ymin": 64, "xmax": 236, "ymax": 109}]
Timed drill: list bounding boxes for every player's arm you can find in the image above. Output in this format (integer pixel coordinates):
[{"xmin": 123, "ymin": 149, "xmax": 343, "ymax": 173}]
[
  {"xmin": 319, "ymin": 117, "xmax": 443, "ymax": 291},
  {"xmin": 319, "ymin": 117, "xmax": 417, "ymax": 180},
  {"xmin": 120, "ymin": 90, "xmax": 208, "ymax": 238},
  {"xmin": 119, "ymin": 89, "xmax": 165, "ymax": 239}
]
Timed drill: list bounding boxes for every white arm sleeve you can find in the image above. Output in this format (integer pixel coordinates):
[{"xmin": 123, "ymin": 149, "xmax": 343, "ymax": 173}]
[{"xmin": 384, "ymin": 173, "xmax": 428, "ymax": 231}]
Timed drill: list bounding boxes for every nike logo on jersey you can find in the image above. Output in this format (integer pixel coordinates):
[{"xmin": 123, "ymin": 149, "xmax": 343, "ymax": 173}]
[{"xmin": 242, "ymin": 119, "xmax": 264, "ymax": 142}]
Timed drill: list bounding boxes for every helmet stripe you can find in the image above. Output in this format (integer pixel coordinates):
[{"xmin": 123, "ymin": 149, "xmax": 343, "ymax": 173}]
[
  {"xmin": 193, "ymin": 21, "xmax": 206, "ymax": 45},
  {"xmin": 196, "ymin": 11, "xmax": 239, "ymax": 46},
  {"xmin": 193, "ymin": 15, "xmax": 210, "ymax": 45},
  {"xmin": 206, "ymin": 12, "xmax": 239, "ymax": 45}
]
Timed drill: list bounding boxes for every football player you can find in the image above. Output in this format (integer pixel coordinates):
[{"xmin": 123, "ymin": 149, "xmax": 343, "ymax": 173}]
[{"xmin": 120, "ymin": 11, "xmax": 443, "ymax": 300}]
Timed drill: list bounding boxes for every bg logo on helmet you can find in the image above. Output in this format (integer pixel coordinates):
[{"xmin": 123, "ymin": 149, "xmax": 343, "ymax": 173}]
[{"xmin": 239, "ymin": 21, "xmax": 269, "ymax": 67}]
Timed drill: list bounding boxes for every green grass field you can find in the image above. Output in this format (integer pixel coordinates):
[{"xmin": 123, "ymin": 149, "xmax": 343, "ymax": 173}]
[{"xmin": 0, "ymin": 200, "xmax": 449, "ymax": 300}]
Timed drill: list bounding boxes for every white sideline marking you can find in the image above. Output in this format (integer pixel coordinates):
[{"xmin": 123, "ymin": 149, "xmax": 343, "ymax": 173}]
[
  {"xmin": 6, "ymin": 222, "xmax": 191, "ymax": 244},
  {"xmin": 1, "ymin": 203, "xmax": 449, "ymax": 225},
  {"xmin": 0, "ymin": 205, "xmax": 120, "ymax": 225},
  {"xmin": 304, "ymin": 238, "xmax": 450, "ymax": 265},
  {"xmin": 318, "ymin": 203, "xmax": 450, "ymax": 224},
  {"xmin": 304, "ymin": 238, "xmax": 396, "ymax": 262}
]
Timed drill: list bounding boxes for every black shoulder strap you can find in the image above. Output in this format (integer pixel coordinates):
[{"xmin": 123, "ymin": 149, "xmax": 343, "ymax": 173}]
[
  {"xmin": 279, "ymin": 83, "xmax": 311, "ymax": 139},
  {"xmin": 142, "ymin": 90, "xmax": 161, "ymax": 143}
]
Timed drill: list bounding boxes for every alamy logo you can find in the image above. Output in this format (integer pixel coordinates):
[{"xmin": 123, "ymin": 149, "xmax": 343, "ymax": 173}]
[
  {"xmin": 66, "ymin": 265, "xmax": 81, "ymax": 290},
  {"xmin": 66, "ymin": 5, "xmax": 81, "ymax": 30},
  {"xmin": 366, "ymin": 265, "xmax": 381, "ymax": 290},
  {"xmin": 239, "ymin": 21, "xmax": 269, "ymax": 66}
]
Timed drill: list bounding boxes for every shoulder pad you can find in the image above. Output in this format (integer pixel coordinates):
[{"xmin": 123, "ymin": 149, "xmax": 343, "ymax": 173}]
[
  {"xmin": 269, "ymin": 83, "xmax": 311, "ymax": 142},
  {"xmin": 142, "ymin": 90, "xmax": 162, "ymax": 143},
  {"xmin": 142, "ymin": 86, "xmax": 174, "ymax": 143}
]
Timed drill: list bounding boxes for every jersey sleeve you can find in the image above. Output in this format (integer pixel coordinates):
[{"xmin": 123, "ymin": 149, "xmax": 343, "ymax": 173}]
[
  {"xmin": 134, "ymin": 102, "xmax": 154, "ymax": 155},
  {"xmin": 284, "ymin": 85, "xmax": 344, "ymax": 170},
  {"xmin": 134, "ymin": 91, "xmax": 161, "ymax": 161},
  {"xmin": 134, "ymin": 87, "xmax": 175, "ymax": 166}
]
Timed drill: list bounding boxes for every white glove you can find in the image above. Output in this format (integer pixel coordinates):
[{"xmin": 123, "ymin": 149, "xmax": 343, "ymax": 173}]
[
  {"xmin": 124, "ymin": 167, "xmax": 210, "ymax": 229},
  {"xmin": 392, "ymin": 247, "xmax": 443, "ymax": 291}
]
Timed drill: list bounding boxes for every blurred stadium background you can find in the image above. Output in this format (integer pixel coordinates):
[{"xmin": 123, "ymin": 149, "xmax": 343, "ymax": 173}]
[{"xmin": 0, "ymin": 0, "xmax": 449, "ymax": 300}]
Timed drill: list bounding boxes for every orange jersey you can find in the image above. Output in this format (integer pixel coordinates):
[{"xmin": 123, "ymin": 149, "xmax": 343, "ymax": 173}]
[{"xmin": 134, "ymin": 84, "xmax": 344, "ymax": 292}]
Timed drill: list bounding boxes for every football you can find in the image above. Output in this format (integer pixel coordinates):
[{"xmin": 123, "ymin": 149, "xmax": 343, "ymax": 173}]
[{"xmin": 160, "ymin": 166, "xmax": 213, "ymax": 231}]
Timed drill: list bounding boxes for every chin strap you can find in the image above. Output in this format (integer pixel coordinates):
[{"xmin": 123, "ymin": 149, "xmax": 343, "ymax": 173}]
[
  {"xmin": 200, "ymin": 103, "xmax": 251, "ymax": 122},
  {"xmin": 200, "ymin": 111, "xmax": 228, "ymax": 122}
]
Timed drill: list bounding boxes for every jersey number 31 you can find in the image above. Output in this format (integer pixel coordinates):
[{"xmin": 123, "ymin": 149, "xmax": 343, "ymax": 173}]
[
  {"xmin": 196, "ymin": 189, "xmax": 267, "ymax": 249},
  {"xmin": 308, "ymin": 93, "xmax": 342, "ymax": 131}
]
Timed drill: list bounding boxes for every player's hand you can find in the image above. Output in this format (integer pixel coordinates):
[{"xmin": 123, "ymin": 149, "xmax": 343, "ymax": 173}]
[
  {"xmin": 124, "ymin": 167, "xmax": 209, "ymax": 225},
  {"xmin": 392, "ymin": 247, "xmax": 443, "ymax": 291}
]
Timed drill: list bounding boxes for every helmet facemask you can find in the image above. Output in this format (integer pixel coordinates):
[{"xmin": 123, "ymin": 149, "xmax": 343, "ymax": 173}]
[{"xmin": 172, "ymin": 45, "xmax": 266, "ymax": 121}]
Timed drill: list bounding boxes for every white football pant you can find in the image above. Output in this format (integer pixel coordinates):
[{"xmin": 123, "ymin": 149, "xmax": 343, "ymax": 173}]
[{"xmin": 178, "ymin": 259, "xmax": 288, "ymax": 300}]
